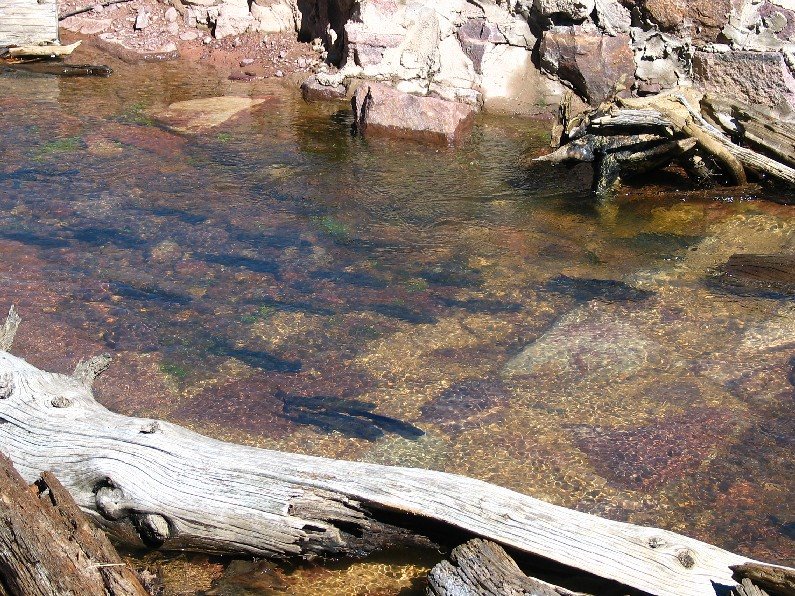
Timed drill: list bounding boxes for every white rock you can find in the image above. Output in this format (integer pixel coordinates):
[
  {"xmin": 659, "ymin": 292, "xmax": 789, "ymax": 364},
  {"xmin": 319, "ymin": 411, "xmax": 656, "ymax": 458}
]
[
  {"xmin": 165, "ymin": 6, "xmax": 179, "ymax": 22},
  {"xmin": 180, "ymin": 30, "xmax": 199, "ymax": 40},
  {"xmin": 134, "ymin": 10, "xmax": 151, "ymax": 30}
]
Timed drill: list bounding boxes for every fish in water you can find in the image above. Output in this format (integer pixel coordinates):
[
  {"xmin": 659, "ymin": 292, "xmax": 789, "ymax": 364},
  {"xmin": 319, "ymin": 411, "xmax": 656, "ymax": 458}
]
[
  {"xmin": 209, "ymin": 339, "xmax": 301, "ymax": 373},
  {"xmin": 544, "ymin": 275, "xmax": 653, "ymax": 303},
  {"xmin": 277, "ymin": 390, "xmax": 423, "ymax": 441}
]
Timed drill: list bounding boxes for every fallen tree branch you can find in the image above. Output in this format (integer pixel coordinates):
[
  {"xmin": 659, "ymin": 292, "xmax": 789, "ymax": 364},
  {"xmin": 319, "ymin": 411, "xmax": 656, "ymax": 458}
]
[{"xmin": 0, "ymin": 307, "xmax": 789, "ymax": 596}]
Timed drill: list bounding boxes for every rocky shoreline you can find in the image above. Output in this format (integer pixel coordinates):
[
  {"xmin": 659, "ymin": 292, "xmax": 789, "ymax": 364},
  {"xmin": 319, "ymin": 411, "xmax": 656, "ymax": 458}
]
[{"xmin": 56, "ymin": 0, "xmax": 795, "ymax": 121}]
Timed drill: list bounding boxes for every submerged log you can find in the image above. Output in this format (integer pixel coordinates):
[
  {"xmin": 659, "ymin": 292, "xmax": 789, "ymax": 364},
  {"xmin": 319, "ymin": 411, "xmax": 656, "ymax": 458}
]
[
  {"xmin": 427, "ymin": 539, "xmax": 587, "ymax": 596},
  {"xmin": 0, "ymin": 452, "xmax": 148, "ymax": 596},
  {"xmin": 0, "ymin": 307, "xmax": 789, "ymax": 596}
]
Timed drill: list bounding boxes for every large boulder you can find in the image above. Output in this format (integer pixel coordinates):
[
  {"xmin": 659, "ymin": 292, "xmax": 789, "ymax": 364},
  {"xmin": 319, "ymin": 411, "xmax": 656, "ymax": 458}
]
[
  {"xmin": 540, "ymin": 25, "xmax": 635, "ymax": 103},
  {"xmin": 693, "ymin": 50, "xmax": 795, "ymax": 112},
  {"xmin": 351, "ymin": 82, "xmax": 475, "ymax": 145}
]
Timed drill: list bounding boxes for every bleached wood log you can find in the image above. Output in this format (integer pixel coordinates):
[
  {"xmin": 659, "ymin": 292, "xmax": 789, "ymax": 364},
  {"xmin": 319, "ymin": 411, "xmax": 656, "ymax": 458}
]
[
  {"xmin": 427, "ymin": 539, "xmax": 587, "ymax": 596},
  {"xmin": 0, "ymin": 308, "xmax": 786, "ymax": 596},
  {"xmin": 6, "ymin": 40, "xmax": 81, "ymax": 57},
  {"xmin": 702, "ymin": 95, "xmax": 795, "ymax": 170},
  {"xmin": 0, "ymin": 0, "xmax": 58, "ymax": 47}
]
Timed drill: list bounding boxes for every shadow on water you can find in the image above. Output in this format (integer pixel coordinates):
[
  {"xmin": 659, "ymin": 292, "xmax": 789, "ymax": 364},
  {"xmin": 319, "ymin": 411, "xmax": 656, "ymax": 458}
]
[
  {"xmin": 209, "ymin": 338, "xmax": 302, "ymax": 373},
  {"xmin": 278, "ymin": 390, "xmax": 424, "ymax": 441}
]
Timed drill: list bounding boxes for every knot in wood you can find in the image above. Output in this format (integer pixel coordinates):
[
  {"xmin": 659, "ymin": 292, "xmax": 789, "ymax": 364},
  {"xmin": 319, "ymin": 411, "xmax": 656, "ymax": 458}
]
[
  {"xmin": 51, "ymin": 396, "xmax": 73, "ymax": 408},
  {"xmin": 676, "ymin": 549, "xmax": 696, "ymax": 569},
  {"xmin": 132, "ymin": 513, "xmax": 171, "ymax": 547},
  {"xmin": 0, "ymin": 374, "xmax": 13, "ymax": 399},
  {"xmin": 648, "ymin": 536, "xmax": 665, "ymax": 549},
  {"xmin": 95, "ymin": 485, "xmax": 127, "ymax": 520}
]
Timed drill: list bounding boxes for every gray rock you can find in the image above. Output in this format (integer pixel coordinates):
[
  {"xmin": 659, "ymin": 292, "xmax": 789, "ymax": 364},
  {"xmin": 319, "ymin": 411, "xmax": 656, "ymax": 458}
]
[
  {"xmin": 594, "ymin": 0, "xmax": 631, "ymax": 35},
  {"xmin": 134, "ymin": 10, "xmax": 150, "ymax": 30},
  {"xmin": 533, "ymin": 0, "xmax": 596, "ymax": 21},
  {"xmin": 300, "ymin": 75, "xmax": 347, "ymax": 102},
  {"xmin": 352, "ymin": 82, "xmax": 475, "ymax": 145}
]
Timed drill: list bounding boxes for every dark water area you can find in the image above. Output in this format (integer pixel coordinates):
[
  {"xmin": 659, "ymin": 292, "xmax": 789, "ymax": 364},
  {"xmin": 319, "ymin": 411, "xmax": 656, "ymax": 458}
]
[{"xmin": 1, "ymin": 44, "xmax": 795, "ymax": 592}]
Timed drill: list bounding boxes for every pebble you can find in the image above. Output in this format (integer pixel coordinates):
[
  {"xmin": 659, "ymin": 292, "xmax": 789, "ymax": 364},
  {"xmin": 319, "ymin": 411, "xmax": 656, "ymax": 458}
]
[
  {"xmin": 274, "ymin": 70, "xmax": 284, "ymax": 77},
  {"xmin": 232, "ymin": 37, "xmax": 241, "ymax": 47},
  {"xmin": 179, "ymin": 30, "xmax": 199, "ymax": 41},
  {"xmin": 164, "ymin": 6, "xmax": 178, "ymax": 22},
  {"xmin": 278, "ymin": 49, "xmax": 287, "ymax": 59},
  {"xmin": 203, "ymin": 35, "xmax": 212, "ymax": 44},
  {"xmin": 134, "ymin": 10, "xmax": 150, "ymax": 30},
  {"xmin": 240, "ymin": 58, "xmax": 254, "ymax": 66},
  {"xmin": 92, "ymin": 3, "xmax": 104, "ymax": 12},
  {"xmin": 166, "ymin": 21, "xmax": 179, "ymax": 35}
]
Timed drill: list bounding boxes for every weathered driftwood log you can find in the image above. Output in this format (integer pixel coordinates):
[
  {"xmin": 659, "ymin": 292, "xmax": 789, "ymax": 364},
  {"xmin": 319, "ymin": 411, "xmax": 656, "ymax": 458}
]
[
  {"xmin": 539, "ymin": 88, "xmax": 795, "ymax": 195},
  {"xmin": 5, "ymin": 40, "xmax": 80, "ymax": 57},
  {"xmin": 427, "ymin": 539, "xmax": 587, "ymax": 596},
  {"xmin": 702, "ymin": 95, "xmax": 795, "ymax": 169},
  {"xmin": 0, "ymin": 307, "xmax": 787, "ymax": 596},
  {"xmin": 732, "ymin": 563, "xmax": 795, "ymax": 596},
  {"xmin": 0, "ymin": 452, "xmax": 148, "ymax": 596}
]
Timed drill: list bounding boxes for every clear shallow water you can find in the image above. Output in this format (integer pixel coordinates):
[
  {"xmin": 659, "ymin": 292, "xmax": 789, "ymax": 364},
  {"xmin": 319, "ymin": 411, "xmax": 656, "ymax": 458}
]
[{"xmin": 1, "ymin": 45, "xmax": 794, "ymax": 592}]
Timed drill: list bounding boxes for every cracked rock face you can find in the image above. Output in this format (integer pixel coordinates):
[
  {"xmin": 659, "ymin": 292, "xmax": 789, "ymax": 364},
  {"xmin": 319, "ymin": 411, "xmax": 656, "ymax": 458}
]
[{"xmin": 533, "ymin": 0, "xmax": 596, "ymax": 21}]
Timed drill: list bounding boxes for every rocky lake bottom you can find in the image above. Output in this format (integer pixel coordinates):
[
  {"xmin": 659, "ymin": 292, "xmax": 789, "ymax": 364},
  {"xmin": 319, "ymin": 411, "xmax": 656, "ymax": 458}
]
[{"xmin": 1, "ymin": 45, "xmax": 794, "ymax": 594}]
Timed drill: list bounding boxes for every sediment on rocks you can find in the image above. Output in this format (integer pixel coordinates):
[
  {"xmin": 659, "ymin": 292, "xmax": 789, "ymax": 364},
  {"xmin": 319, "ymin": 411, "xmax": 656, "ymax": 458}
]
[{"xmin": 2, "ymin": 305, "xmax": 794, "ymax": 596}]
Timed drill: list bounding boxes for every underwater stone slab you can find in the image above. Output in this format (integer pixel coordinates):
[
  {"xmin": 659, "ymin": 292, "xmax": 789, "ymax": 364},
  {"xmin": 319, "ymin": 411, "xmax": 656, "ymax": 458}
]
[{"xmin": 157, "ymin": 96, "xmax": 269, "ymax": 132}]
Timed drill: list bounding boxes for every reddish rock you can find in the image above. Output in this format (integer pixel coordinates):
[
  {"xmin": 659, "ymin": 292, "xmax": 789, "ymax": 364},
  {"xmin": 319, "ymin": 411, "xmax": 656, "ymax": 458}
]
[
  {"xmin": 300, "ymin": 75, "xmax": 347, "ymax": 102},
  {"xmin": 540, "ymin": 26, "xmax": 635, "ymax": 104},
  {"xmin": 351, "ymin": 82, "xmax": 476, "ymax": 145},
  {"xmin": 693, "ymin": 50, "xmax": 795, "ymax": 112},
  {"xmin": 622, "ymin": 0, "xmax": 738, "ymax": 43},
  {"xmin": 571, "ymin": 407, "xmax": 735, "ymax": 490}
]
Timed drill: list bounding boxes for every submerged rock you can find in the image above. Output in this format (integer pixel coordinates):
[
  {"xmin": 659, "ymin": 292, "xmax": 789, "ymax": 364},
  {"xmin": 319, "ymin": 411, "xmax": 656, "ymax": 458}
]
[
  {"xmin": 707, "ymin": 254, "xmax": 795, "ymax": 300},
  {"xmin": 504, "ymin": 304, "xmax": 659, "ymax": 382},
  {"xmin": 351, "ymin": 82, "xmax": 476, "ymax": 145},
  {"xmin": 570, "ymin": 407, "xmax": 736, "ymax": 490},
  {"xmin": 157, "ymin": 96, "xmax": 270, "ymax": 133}
]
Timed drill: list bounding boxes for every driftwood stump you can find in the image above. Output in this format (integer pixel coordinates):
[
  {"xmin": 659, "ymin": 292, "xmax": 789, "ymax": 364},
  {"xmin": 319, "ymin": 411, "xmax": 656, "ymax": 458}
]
[
  {"xmin": 0, "ymin": 452, "xmax": 147, "ymax": 596},
  {"xmin": 538, "ymin": 88, "xmax": 795, "ymax": 196},
  {"xmin": 427, "ymin": 539, "xmax": 588, "ymax": 596},
  {"xmin": 0, "ymin": 307, "xmax": 791, "ymax": 596}
]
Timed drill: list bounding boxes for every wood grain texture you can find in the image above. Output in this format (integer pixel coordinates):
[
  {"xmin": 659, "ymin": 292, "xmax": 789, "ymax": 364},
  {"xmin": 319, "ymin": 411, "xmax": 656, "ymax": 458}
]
[
  {"xmin": 0, "ymin": 311, "xmax": 789, "ymax": 596},
  {"xmin": 0, "ymin": 453, "xmax": 147, "ymax": 596},
  {"xmin": 0, "ymin": 0, "xmax": 59, "ymax": 47},
  {"xmin": 427, "ymin": 539, "xmax": 587, "ymax": 596}
]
